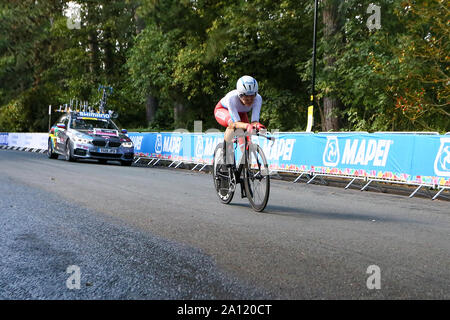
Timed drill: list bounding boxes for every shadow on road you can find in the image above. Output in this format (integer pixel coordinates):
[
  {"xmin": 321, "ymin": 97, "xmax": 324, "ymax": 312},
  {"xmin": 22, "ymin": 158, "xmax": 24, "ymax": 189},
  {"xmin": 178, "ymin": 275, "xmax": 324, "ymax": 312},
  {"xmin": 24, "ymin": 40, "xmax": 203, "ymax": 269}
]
[{"xmin": 230, "ymin": 202, "xmax": 418, "ymax": 224}]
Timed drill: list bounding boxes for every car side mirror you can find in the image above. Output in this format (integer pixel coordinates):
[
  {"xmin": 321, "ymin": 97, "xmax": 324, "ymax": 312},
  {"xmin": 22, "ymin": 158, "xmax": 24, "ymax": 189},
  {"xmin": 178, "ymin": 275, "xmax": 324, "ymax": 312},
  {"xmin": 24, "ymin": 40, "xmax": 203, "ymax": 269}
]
[
  {"xmin": 57, "ymin": 123, "xmax": 66, "ymax": 129},
  {"xmin": 121, "ymin": 129, "xmax": 128, "ymax": 134}
]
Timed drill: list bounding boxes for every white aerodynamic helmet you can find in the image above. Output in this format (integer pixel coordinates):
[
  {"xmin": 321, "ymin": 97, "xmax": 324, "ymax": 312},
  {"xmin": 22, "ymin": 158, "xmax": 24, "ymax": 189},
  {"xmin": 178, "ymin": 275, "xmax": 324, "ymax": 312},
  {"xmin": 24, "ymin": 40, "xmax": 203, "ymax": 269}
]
[{"xmin": 236, "ymin": 75, "xmax": 258, "ymax": 96}]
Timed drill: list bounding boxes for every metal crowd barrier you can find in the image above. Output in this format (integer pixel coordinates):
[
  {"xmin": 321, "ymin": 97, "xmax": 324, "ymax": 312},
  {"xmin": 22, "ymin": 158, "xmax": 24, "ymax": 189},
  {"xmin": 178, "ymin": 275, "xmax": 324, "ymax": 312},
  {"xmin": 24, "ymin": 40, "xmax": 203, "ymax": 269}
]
[
  {"xmin": 133, "ymin": 155, "xmax": 210, "ymax": 172},
  {"xmin": 131, "ymin": 151, "xmax": 449, "ymax": 201}
]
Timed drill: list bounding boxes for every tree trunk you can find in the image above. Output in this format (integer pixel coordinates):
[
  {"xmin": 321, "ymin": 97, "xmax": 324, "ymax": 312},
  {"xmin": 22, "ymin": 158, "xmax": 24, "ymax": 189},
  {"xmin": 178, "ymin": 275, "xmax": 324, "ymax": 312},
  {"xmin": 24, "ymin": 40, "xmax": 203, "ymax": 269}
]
[
  {"xmin": 87, "ymin": 32, "xmax": 99, "ymax": 74},
  {"xmin": 87, "ymin": 3, "xmax": 99, "ymax": 75},
  {"xmin": 134, "ymin": 9, "xmax": 145, "ymax": 35},
  {"xmin": 135, "ymin": 7, "xmax": 158, "ymax": 125},
  {"xmin": 323, "ymin": 98, "xmax": 341, "ymax": 131},
  {"xmin": 145, "ymin": 95, "xmax": 158, "ymax": 124},
  {"xmin": 103, "ymin": 27, "xmax": 114, "ymax": 75},
  {"xmin": 322, "ymin": 0, "xmax": 342, "ymax": 131},
  {"xmin": 174, "ymin": 102, "xmax": 185, "ymax": 124}
]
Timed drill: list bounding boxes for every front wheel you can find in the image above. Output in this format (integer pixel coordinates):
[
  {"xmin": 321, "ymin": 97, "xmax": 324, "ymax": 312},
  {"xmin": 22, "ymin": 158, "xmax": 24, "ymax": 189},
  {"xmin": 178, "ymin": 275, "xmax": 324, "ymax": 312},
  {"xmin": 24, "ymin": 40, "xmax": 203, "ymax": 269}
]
[
  {"xmin": 212, "ymin": 142, "xmax": 235, "ymax": 204},
  {"xmin": 64, "ymin": 140, "xmax": 76, "ymax": 162},
  {"xmin": 47, "ymin": 138, "xmax": 58, "ymax": 159},
  {"xmin": 243, "ymin": 144, "xmax": 270, "ymax": 212}
]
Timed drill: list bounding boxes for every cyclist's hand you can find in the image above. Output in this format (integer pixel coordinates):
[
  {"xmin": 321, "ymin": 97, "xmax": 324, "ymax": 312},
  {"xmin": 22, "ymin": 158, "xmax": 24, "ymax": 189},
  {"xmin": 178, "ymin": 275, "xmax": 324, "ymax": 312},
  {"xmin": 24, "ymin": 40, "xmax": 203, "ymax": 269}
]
[
  {"xmin": 246, "ymin": 123, "xmax": 254, "ymax": 135},
  {"xmin": 254, "ymin": 123, "xmax": 266, "ymax": 131}
]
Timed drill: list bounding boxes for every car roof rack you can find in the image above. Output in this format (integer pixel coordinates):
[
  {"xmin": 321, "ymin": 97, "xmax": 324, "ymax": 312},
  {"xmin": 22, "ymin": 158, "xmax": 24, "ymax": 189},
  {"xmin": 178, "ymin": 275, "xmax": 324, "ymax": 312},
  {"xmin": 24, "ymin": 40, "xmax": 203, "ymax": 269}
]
[{"xmin": 52, "ymin": 85, "xmax": 118, "ymax": 118}]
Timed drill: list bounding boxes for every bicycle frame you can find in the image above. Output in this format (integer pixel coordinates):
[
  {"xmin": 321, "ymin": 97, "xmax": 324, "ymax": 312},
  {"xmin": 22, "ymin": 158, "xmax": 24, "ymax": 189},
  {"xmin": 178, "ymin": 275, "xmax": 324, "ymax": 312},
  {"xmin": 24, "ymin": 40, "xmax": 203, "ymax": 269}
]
[
  {"xmin": 229, "ymin": 130, "xmax": 274, "ymax": 198},
  {"xmin": 212, "ymin": 127, "xmax": 274, "ymax": 209}
]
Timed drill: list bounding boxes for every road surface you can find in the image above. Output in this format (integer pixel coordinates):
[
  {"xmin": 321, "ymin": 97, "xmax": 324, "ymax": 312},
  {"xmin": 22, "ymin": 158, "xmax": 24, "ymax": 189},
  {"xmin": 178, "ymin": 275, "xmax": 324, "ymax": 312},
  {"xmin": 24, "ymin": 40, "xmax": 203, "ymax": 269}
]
[{"xmin": 0, "ymin": 149, "xmax": 448, "ymax": 299}]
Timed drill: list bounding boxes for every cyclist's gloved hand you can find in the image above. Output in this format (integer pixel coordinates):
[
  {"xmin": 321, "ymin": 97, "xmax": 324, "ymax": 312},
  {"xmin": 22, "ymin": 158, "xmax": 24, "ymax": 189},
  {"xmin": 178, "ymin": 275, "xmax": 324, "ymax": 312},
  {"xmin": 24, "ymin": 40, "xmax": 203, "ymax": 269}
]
[
  {"xmin": 255, "ymin": 123, "xmax": 266, "ymax": 131},
  {"xmin": 246, "ymin": 123, "xmax": 254, "ymax": 135}
]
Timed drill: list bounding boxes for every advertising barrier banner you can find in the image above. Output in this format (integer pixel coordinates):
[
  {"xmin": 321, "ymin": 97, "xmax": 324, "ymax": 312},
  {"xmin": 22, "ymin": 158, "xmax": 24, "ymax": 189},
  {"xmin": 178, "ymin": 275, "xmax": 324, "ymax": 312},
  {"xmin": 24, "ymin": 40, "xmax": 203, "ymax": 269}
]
[
  {"xmin": 4, "ymin": 133, "xmax": 48, "ymax": 150},
  {"xmin": 0, "ymin": 132, "xmax": 8, "ymax": 146},
  {"xmin": 129, "ymin": 132, "xmax": 224, "ymax": 164},
  {"xmin": 128, "ymin": 132, "xmax": 450, "ymax": 187},
  {"xmin": 3, "ymin": 131, "xmax": 448, "ymax": 187}
]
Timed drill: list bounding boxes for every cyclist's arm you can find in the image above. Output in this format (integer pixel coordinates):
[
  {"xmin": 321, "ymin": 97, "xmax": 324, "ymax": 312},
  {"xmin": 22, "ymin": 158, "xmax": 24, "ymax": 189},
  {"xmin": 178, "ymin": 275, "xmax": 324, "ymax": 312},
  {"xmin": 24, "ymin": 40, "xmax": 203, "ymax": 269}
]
[
  {"xmin": 225, "ymin": 98, "xmax": 263, "ymax": 130},
  {"xmin": 250, "ymin": 95, "xmax": 262, "ymax": 123},
  {"xmin": 228, "ymin": 121, "xmax": 251, "ymax": 130},
  {"xmin": 223, "ymin": 101, "xmax": 247, "ymax": 130}
]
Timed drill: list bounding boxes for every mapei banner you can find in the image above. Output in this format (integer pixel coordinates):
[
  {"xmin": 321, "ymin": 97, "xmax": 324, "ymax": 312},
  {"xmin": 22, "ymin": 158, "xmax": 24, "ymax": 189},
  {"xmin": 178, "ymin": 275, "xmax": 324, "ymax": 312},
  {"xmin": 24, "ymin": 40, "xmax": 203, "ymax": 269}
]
[
  {"xmin": 128, "ymin": 132, "xmax": 450, "ymax": 186},
  {"xmin": 265, "ymin": 133, "xmax": 449, "ymax": 186},
  {"xmin": 128, "ymin": 132, "xmax": 223, "ymax": 164}
]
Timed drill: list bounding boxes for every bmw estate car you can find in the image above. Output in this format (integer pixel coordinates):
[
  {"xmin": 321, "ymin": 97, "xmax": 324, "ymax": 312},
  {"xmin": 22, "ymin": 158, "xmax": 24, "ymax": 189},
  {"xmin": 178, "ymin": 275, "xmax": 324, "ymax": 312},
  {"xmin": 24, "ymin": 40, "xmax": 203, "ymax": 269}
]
[{"xmin": 48, "ymin": 111, "xmax": 134, "ymax": 166}]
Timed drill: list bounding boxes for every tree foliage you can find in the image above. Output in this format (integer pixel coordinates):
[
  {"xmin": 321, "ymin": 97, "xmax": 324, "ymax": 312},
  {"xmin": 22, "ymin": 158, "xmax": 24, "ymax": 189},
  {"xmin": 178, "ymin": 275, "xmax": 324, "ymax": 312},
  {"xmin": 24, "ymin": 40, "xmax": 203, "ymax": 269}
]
[{"xmin": 0, "ymin": 0, "xmax": 448, "ymax": 133}]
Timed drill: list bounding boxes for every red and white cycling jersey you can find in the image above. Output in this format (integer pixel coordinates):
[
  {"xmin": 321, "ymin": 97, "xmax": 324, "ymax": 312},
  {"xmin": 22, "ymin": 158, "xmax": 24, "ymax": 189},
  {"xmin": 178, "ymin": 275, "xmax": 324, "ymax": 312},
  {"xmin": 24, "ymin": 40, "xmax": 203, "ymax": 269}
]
[{"xmin": 219, "ymin": 89, "xmax": 262, "ymax": 123}]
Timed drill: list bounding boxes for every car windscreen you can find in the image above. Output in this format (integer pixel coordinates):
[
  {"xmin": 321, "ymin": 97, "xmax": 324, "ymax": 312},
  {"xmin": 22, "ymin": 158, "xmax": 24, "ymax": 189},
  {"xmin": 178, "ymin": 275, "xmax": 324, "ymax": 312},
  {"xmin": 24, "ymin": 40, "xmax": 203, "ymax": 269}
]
[{"xmin": 71, "ymin": 118, "xmax": 118, "ymax": 130}]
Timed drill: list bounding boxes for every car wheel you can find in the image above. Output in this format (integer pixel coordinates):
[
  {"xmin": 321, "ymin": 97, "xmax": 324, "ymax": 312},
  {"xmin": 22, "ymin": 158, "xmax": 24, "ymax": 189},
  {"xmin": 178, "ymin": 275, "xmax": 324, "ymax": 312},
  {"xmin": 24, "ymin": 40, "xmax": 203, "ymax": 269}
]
[
  {"xmin": 65, "ymin": 140, "xmax": 75, "ymax": 162},
  {"xmin": 48, "ymin": 139, "xmax": 58, "ymax": 159}
]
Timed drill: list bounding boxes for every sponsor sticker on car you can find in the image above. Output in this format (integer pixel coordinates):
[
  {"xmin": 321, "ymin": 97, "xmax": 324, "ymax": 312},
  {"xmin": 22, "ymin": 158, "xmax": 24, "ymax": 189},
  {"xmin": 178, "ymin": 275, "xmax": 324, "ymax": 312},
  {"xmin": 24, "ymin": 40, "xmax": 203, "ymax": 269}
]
[{"xmin": 94, "ymin": 128, "xmax": 119, "ymax": 137}]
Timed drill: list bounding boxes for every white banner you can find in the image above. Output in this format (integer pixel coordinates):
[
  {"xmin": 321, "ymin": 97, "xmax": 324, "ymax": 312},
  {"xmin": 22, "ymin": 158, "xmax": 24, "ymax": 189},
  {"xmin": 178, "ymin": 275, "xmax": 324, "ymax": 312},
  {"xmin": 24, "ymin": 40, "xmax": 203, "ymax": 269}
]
[{"xmin": 7, "ymin": 133, "xmax": 48, "ymax": 150}]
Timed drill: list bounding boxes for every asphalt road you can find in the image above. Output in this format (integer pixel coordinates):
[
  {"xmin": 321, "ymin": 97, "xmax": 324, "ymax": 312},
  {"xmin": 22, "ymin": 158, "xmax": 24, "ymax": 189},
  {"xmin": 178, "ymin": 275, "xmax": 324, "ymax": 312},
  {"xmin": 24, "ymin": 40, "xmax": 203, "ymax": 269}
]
[{"xmin": 0, "ymin": 149, "xmax": 449, "ymax": 299}]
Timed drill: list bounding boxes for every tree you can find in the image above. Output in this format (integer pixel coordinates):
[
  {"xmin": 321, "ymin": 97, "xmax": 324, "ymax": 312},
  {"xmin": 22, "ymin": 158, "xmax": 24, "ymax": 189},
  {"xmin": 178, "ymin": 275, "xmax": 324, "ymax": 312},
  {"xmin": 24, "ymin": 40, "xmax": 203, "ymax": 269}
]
[
  {"xmin": 312, "ymin": 0, "xmax": 448, "ymax": 133},
  {"xmin": 128, "ymin": 0, "xmax": 225, "ymax": 130},
  {"xmin": 0, "ymin": 0, "xmax": 447, "ymax": 133},
  {"xmin": 203, "ymin": 0, "xmax": 313, "ymax": 131},
  {"xmin": 321, "ymin": 0, "xmax": 343, "ymax": 131},
  {"xmin": 0, "ymin": 0, "xmax": 64, "ymax": 131},
  {"xmin": 389, "ymin": 0, "xmax": 449, "ymax": 131}
]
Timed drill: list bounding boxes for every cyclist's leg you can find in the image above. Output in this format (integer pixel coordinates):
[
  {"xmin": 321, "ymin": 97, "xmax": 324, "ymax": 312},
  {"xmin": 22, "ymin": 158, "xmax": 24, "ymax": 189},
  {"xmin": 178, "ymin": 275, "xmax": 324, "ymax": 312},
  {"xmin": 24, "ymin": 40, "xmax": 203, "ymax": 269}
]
[
  {"xmin": 214, "ymin": 103, "xmax": 234, "ymax": 165},
  {"xmin": 224, "ymin": 127, "xmax": 235, "ymax": 166},
  {"xmin": 214, "ymin": 102, "xmax": 231, "ymax": 128},
  {"xmin": 237, "ymin": 112, "xmax": 250, "ymax": 153},
  {"xmin": 238, "ymin": 112, "xmax": 249, "ymax": 124}
]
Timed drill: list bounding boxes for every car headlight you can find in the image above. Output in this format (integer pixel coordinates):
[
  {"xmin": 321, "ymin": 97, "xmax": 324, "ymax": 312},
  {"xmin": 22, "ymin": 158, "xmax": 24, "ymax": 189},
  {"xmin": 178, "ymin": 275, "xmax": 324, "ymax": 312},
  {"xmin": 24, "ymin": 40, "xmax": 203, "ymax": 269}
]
[
  {"xmin": 121, "ymin": 141, "xmax": 133, "ymax": 148},
  {"xmin": 75, "ymin": 138, "xmax": 92, "ymax": 144},
  {"xmin": 73, "ymin": 134, "xmax": 93, "ymax": 145}
]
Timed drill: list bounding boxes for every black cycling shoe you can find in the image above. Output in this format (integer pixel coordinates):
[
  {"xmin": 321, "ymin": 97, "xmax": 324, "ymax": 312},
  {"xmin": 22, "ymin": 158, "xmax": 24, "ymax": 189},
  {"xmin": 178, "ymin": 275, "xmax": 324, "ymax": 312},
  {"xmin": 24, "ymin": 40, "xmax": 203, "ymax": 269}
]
[{"xmin": 240, "ymin": 184, "xmax": 247, "ymax": 198}]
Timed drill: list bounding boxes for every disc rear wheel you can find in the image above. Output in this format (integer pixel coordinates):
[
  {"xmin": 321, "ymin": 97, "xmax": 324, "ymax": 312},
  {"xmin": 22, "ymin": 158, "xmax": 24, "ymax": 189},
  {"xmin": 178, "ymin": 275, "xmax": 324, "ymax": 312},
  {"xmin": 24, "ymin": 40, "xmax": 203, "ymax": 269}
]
[{"xmin": 212, "ymin": 143, "xmax": 235, "ymax": 204}]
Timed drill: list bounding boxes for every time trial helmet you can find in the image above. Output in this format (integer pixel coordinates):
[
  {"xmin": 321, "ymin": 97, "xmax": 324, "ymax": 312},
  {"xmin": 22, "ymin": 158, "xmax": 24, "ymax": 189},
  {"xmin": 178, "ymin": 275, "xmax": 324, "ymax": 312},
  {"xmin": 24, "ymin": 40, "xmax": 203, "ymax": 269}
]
[{"xmin": 236, "ymin": 75, "xmax": 258, "ymax": 96}]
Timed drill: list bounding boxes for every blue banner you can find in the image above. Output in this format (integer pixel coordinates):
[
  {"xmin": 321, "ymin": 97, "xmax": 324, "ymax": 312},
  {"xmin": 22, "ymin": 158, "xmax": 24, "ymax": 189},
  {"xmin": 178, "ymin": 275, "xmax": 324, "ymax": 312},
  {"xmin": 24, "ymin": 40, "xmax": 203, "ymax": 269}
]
[
  {"xmin": 0, "ymin": 132, "xmax": 8, "ymax": 146},
  {"xmin": 128, "ymin": 132, "xmax": 450, "ymax": 187}
]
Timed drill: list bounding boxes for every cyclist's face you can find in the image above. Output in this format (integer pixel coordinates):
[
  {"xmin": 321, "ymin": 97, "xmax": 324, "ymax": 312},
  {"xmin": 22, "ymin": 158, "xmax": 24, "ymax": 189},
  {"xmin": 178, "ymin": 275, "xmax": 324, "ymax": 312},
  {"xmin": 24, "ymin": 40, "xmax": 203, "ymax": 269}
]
[{"xmin": 239, "ymin": 94, "xmax": 256, "ymax": 106}]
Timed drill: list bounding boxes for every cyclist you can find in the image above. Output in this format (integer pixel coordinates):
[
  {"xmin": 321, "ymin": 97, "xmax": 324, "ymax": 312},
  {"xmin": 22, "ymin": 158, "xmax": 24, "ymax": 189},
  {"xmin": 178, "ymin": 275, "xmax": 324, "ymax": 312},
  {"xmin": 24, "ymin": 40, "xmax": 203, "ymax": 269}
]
[{"xmin": 214, "ymin": 75, "xmax": 266, "ymax": 165}]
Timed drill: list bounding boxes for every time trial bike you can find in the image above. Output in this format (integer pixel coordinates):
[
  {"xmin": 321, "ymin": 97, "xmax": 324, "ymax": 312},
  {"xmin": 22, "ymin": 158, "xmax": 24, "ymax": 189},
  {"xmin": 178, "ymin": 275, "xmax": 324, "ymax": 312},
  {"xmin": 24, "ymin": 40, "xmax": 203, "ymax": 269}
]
[{"xmin": 212, "ymin": 129, "xmax": 274, "ymax": 212}]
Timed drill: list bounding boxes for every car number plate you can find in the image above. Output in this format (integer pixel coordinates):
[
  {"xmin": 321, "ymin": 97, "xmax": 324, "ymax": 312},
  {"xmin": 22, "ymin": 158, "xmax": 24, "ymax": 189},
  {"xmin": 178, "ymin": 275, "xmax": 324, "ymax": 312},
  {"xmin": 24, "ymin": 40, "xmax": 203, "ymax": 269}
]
[{"xmin": 98, "ymin": 148, "xmax": 117, "ymax": 154}]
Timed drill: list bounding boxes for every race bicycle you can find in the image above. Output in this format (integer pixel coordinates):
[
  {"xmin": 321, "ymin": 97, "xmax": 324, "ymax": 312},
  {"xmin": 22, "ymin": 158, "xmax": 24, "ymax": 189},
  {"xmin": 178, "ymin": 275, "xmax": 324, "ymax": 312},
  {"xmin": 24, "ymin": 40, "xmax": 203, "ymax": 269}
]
[{"xmin": 212, "ymin": 129, "xmax": 274, "ymax": 212}]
